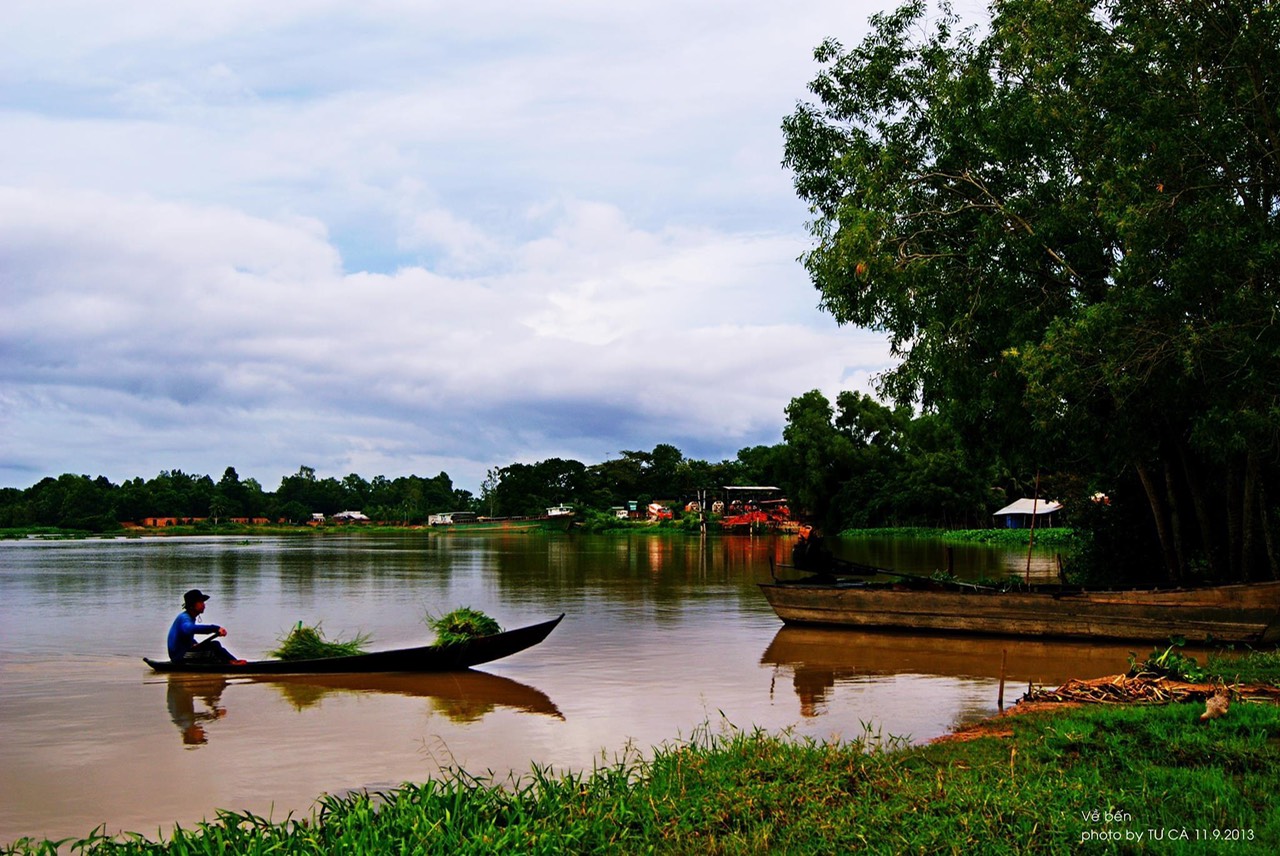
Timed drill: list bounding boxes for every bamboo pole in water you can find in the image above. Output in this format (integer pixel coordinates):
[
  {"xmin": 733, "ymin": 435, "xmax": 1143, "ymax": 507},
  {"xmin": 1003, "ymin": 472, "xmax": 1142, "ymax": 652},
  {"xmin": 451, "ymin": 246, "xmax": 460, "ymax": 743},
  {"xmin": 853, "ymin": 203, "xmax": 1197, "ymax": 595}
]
[
  {"xmin": 998, "ymin": 648, "xmax": 1008, "ymax": 709},
  {"xmin": 1025, "ymin": 470, "xmax": 1041, "ymax": 584}
]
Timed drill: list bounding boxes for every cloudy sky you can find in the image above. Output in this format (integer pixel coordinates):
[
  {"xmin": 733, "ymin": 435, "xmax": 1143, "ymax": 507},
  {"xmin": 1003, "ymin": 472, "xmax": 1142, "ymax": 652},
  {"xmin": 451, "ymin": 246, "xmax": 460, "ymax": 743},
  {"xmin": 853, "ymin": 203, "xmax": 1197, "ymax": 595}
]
[{"xmin": 1, "ymin": 0, "xmax": 931, "ymax": 494}]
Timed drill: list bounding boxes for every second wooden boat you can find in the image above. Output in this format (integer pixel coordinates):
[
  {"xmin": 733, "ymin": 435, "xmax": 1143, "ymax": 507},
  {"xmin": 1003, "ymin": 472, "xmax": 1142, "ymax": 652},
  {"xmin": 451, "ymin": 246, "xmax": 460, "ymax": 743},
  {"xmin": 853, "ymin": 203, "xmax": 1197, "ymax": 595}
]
[{"xmin": 759, "ymin": 580, "xmax": 1280, "ymax": 644}]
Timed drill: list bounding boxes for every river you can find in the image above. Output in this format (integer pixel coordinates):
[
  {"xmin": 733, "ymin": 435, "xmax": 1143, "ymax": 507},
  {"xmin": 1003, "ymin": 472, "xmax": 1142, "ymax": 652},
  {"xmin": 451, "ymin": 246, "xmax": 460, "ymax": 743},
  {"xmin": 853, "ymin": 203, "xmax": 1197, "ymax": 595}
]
[{"xmin": 0, "ymin": 530, "xmax": 1139, "ymax": 845}]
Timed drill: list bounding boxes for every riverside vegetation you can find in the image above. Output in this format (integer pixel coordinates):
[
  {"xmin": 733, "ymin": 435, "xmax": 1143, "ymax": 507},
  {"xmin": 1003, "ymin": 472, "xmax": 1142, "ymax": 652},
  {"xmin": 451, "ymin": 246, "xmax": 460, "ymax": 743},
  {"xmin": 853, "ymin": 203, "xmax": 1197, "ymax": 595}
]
[
  {"xmin": 268, "ymin": 608, "xmax": 503, "ymax": 660},
  {"xmin": 7, "ymin": 649, "xmax": 1280, "ymax": 855}
]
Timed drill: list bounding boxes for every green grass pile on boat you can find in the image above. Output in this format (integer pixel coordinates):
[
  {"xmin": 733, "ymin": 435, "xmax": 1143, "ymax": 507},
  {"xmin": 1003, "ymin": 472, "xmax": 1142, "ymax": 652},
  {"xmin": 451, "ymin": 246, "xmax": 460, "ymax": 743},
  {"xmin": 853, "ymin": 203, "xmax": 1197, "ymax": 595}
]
[
  {"xmin": 270, "ymin": 623, "xmax": 371, "ymax": 660},
  {"xmin": 428, "ymin": 607, "xmax": 501, "ymax": 645}
]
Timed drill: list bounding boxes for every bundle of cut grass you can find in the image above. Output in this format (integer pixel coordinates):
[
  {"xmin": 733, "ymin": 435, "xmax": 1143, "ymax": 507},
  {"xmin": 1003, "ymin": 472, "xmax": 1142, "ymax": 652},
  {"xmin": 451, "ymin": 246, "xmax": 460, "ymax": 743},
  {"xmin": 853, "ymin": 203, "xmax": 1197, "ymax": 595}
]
[
  {"xmin": 429, "ymin": 607, "xmax": 501, "ymax": 645},
  {"xmin": 271, "ymin": 622, "xmax": 371, "ymax": 661}
]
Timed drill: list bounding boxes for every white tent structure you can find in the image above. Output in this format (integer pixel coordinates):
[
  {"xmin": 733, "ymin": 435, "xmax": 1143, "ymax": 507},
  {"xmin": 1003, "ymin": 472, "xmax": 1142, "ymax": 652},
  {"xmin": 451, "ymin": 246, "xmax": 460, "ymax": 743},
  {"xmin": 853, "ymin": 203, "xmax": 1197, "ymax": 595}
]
[{"xmin": 993, "ymin": 498, "xmax": 1063, "ymax": 529}]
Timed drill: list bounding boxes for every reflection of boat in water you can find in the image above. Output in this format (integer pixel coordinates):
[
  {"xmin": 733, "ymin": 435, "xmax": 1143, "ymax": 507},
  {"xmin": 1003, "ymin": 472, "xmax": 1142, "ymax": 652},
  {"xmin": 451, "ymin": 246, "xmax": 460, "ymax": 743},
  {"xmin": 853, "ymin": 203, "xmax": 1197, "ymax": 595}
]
[
  {"xmin": 255, "ymin": 670, "xmax": 563, "ymax": 721},
  {"xmin": 759, "ymin": 625, "xmax": 1172, "ymax": 719},
  {"xmin": 761, "ymin": 625, "xmax": 1146, "ymax": 684},
  {"xmin": 157, "ymin": 668, "xmax": 562, "ymax": 746},
  {"xmin": 144, "ymin": 615, "xmax": 564, "ymax": 674}
]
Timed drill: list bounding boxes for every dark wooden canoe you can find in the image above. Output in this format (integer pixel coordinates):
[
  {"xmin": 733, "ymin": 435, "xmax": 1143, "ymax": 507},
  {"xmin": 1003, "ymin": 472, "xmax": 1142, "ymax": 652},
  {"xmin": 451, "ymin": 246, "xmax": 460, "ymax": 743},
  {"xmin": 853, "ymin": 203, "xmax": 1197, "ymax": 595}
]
[
  {"xmin": 144, "ymin": 614, "xmax": 564, "ymax": 674},
  {"xmin": 759, "ymin": 580, "xmax": 1280, "ymax": 644}
]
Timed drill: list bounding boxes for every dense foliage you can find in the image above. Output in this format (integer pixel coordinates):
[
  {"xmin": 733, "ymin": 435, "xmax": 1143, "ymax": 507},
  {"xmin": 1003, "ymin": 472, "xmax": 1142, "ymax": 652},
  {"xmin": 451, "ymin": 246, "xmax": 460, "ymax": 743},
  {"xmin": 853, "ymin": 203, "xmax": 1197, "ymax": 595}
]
[{"xmin": 783, "ymin": 0, "xmax": 1280, "ymax": 583}]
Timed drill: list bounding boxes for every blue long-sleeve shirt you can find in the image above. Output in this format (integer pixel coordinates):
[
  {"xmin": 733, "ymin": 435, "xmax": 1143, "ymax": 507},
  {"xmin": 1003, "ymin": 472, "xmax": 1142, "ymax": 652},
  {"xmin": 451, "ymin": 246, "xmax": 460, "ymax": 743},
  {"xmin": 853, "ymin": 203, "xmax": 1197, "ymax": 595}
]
[{"xmin": 167, "ymin": 610, "xmax": 222, "ymax": 661}]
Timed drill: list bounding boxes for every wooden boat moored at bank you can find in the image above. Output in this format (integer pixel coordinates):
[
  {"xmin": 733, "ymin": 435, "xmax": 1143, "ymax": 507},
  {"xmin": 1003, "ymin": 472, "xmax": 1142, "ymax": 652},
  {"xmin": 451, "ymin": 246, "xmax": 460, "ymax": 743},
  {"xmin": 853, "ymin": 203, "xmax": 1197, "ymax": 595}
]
[
  {"xmin": 758, "ymin": 579, "xmax": 1280, "ymax": 644},
  {"xmin": 144, "ymin": 614, "xmax": 565, "ymax": 674}
]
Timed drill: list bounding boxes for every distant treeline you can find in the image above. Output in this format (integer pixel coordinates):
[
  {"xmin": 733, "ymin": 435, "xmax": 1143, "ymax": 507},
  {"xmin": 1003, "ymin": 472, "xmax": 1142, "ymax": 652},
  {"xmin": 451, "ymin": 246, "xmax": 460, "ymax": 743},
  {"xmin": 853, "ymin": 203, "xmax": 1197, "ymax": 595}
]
[
  {"xmin": 0, "ymin": 391, "xmax": 1044, "ymax": 534},
  {"xmin": 0, "ymin": 450, "xmax": 770, "ymax": 531},
  {"xmin": 1, "ymin": 387, "xmax": 1231, "ymax": 585}
]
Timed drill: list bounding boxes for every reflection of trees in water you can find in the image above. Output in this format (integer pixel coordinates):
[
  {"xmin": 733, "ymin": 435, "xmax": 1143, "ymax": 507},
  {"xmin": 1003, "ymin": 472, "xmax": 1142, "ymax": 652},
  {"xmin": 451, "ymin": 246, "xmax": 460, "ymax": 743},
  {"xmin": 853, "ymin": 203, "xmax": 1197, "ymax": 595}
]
[
  {"xmin": 165, "ymin": 676, "xmax": 229, "ymax": 746},
  {"xmin": 491, "ymin": 531, "xmax": 791, "ymax": 608},
  {"xmin": 428, "ymin": 696, "xmax": 495, "ymax": 723},
  {"xmin": 272, "ymin": 682, "xmax": 328, "ymax": 711},
  {"xmin": 834, "ymin": 536, "xmax": 1061, "ymax": 583},
  {"xmin": 271, "ymin": 681, "xmax": 504, "ymax": 722},
  {"xmin": 260, "ymin": 673, "xmax": 563, "ymax": 723}
]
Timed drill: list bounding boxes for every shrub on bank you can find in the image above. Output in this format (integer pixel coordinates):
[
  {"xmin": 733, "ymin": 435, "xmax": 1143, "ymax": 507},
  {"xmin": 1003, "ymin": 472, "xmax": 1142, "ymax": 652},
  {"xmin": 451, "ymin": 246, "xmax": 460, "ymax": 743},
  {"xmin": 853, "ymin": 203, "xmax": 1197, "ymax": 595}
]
[{"xmin": 839, "ymin": 526, "xmax": 1078, "ymax": 548}]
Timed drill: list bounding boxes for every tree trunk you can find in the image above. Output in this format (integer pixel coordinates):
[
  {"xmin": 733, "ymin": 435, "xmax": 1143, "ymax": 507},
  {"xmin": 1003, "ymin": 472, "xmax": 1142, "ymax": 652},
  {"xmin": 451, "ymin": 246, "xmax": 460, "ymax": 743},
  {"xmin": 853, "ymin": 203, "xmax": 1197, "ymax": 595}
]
[
  {"xmin": 1178, "ymin": 440, "xmax": 1223, "ymax": 580},
  {"xmin": 1241, "ymin": 449, "xmax": 1261, "ymax": 582},
  {"xmin": 1259, "ymin": 480, "xmax": 1280, "ymax": 581},
  {"xmin": 1162, "ymin": 456, "xmax": 1185, "ymax": 576},
  {"xmin": 1226, "ymin": 457, "xmax": 1243, "ymax": 580},
  {"xmin": 1136, "ymin": 461, "xmax": 1180, "ymax": 583}
]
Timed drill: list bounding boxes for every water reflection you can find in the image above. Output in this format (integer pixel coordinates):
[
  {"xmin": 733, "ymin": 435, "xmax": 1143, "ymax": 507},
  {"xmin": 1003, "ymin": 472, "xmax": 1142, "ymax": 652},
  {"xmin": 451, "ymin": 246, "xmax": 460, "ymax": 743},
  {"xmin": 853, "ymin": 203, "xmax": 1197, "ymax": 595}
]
[
  {"xmin": 256, "ymin": 671, "xmax": 563, "ymax": 721},
  {"xmin": 761, "ymin": 625, "xmax": 1148, "ymax": 718},
  {"xmin": 830, "ymin": 536, "xmax": 1062, "ymax": 583},
  {"xmin": 165, "ymin": 676, "xmax": 229, "ymax": 746},
  {"xmin": 158, "ymin": 669, "xmax": 562, "ymax": 746},
  {"xmin": 0, "ymin": 532, "xmax": 1101, "ymax": 845}
]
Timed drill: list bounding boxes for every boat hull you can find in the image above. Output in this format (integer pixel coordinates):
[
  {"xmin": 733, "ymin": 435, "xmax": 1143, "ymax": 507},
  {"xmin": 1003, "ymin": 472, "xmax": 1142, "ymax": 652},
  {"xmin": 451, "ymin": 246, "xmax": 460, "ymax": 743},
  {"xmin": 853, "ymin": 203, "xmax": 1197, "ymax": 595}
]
[
  {"xmin": 759, "ymin": 581, "xmax": 1280, "ymax": 644},
  {"xmin": 144, "ymin": 614, "xmax": 564, "ymax": 674}
]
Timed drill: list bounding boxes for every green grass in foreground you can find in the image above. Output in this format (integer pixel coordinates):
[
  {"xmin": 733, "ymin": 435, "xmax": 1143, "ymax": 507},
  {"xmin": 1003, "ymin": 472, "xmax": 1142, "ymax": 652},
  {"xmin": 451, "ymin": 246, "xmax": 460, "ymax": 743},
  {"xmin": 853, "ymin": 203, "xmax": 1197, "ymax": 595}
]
[
  {"xmin": 1211, "ymin": 648, "xmax": 1280, "ymax": 687},
  {"xmin": 7, "ymin": 701, "xmax": 1280, "ymax": 855}
]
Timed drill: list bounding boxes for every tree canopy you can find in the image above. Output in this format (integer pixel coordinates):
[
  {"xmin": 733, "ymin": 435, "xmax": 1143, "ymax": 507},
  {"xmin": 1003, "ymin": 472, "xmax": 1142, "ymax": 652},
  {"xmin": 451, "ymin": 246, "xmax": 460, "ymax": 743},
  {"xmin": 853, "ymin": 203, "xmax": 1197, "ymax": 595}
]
[{"xmin": 783, "ymin": 0, "xmax": 1280, "ymax": 581}]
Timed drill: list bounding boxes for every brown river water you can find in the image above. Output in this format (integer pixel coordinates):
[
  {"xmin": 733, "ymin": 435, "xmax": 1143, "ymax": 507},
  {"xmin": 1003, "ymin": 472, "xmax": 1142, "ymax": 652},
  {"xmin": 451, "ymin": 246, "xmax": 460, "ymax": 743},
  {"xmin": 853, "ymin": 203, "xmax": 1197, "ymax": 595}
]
[{"xmin": 0, "ymin": 531, "xmax": 1146, "ymax": 845}]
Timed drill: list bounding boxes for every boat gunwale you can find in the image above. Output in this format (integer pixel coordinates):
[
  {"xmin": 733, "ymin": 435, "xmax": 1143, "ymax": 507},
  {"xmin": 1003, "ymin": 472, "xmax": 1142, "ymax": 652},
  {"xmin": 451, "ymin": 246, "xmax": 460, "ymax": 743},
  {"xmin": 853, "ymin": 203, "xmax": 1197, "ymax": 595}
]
[{"xmin": 758, "ymin": 580, "xmax": 1280, "ymax": 644}]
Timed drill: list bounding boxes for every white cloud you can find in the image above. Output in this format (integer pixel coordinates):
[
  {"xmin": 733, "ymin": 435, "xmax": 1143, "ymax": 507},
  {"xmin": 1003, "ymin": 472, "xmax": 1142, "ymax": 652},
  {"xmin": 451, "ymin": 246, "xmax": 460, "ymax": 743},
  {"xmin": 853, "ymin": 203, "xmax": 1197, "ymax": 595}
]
[{"xmin": 0, "ymin": 1, "xmax": 898, "ymax": 491}]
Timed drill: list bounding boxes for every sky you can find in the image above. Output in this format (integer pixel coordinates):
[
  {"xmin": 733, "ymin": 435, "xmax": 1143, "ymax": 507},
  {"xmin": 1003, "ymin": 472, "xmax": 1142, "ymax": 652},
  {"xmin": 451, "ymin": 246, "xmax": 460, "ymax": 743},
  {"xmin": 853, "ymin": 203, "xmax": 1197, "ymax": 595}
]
[{"xmin": 1, "ymin": 0, "xmax": 925, "ymax": 495}]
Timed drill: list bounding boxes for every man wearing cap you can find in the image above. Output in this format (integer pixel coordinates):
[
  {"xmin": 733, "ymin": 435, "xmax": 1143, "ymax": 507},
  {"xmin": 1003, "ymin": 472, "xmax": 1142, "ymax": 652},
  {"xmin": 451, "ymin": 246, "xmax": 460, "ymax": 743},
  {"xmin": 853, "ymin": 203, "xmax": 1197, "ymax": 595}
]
[{"xmin": 167, "ymin": 589, "xmax": 244, "ymax": 664}]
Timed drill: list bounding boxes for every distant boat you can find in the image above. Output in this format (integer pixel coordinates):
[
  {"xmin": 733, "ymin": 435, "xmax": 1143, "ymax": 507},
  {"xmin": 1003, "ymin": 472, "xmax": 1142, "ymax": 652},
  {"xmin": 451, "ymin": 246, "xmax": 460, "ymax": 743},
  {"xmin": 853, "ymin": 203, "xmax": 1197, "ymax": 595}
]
[
  {"xmin": 427, "ymin": 506, "xmax": 575, "ymax": 533},
  {"xmin": 718, "ymin": 488, "xmax": 793, "ymax": 532},
  {"xmin": 759, "ymin": 578, "xmax": 1280, "ymax": 644}
]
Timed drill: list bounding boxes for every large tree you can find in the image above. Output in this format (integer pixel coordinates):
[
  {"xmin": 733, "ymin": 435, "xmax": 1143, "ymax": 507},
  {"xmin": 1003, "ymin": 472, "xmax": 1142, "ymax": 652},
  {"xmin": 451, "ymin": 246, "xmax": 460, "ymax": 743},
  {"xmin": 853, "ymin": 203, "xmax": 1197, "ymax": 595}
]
[{"xmin": 783, "ymin": 0, "xmax": 1279, "ymax": 582}]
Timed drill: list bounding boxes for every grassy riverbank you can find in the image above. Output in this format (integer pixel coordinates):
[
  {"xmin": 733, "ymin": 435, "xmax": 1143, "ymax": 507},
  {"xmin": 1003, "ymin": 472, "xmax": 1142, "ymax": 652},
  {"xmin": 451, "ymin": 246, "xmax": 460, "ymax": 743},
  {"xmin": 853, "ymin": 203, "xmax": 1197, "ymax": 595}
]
[
  {"xmin": 0, "ymin": 523, "xmax": 417, "ymax": 539},
  {"xmin": 839, "ymin": 525, "xmax": 1078, "ymax": 549},
  {"xmin": 9, "ymin": 650, "xmax": 1280, "ymax": 854}
]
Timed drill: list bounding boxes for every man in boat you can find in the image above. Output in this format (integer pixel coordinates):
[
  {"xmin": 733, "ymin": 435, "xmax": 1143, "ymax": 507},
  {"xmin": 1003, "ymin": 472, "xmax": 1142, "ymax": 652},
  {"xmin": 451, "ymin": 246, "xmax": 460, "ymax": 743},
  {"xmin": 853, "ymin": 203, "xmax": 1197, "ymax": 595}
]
[
  {"xmin": 167, "ymin": 589, "xmax": 245, "ymax": 665},
  {"xmin": 792, "ymin": 526, "xmax": 834, "ymax": 574}
]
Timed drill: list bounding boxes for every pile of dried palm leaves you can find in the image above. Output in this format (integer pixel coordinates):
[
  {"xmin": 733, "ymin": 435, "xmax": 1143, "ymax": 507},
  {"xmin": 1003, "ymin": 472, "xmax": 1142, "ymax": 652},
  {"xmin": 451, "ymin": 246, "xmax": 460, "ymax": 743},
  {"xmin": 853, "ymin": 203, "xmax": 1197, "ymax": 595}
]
[
  {"xmin": 1022, "ymin": 640, "xmax": 1280, "ymax": 710},
  {"xmin": 1021, "ymin": 674, "xmax": 1280, "ymax": 713}
]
